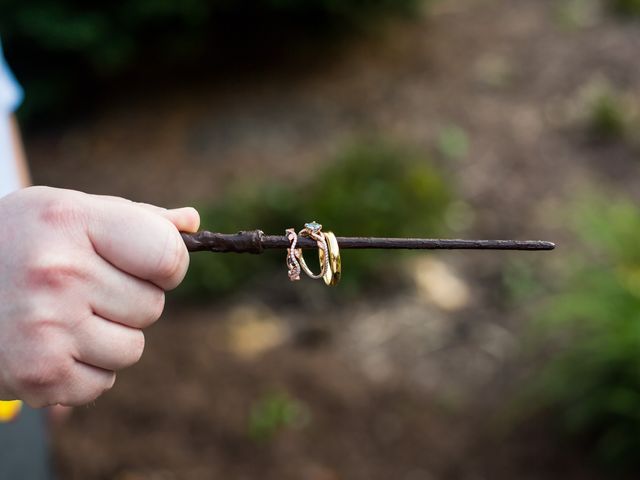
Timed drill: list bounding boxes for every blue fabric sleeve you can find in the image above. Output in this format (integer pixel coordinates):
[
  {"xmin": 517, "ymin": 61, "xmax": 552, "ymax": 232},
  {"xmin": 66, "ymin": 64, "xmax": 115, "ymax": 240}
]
[
  {"xmin": 0, "ymin": 40, "xmax": 24, "ymax": 196},
  {"xmin": 0, "ymin": 42, "xmax": 23, "ymax": 113}
]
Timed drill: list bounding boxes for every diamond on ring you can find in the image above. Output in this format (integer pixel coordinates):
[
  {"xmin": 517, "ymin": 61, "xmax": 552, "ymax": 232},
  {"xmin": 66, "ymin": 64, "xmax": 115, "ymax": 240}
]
[{"xmin": 304, "ymin": 221, "xmax": 322, "ymax": 233}]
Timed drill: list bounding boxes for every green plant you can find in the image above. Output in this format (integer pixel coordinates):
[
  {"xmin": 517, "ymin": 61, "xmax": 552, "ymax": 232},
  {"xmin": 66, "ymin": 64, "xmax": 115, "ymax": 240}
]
[
  {"xmin": 529, "ymin": 197, "xmax": 640, "ymax": 470},
  {"xmin": 248, "ymin": 391, "xmax": 310, "ymax": 441},
  {"xmin": 611, "ymin": 0, "xmax": 640, "ymax": 16},
  {"xmin": 589, "ymin": 90, "xmax": 628, "ymax": 141},
  {"xmin": 179, "ymin": 140, "xmax": 452, "ymax": 299}
]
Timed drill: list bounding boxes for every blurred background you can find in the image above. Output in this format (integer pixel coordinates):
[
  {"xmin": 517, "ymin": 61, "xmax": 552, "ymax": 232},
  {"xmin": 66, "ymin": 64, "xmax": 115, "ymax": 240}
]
[{"xmin": 3, "ymin": 0, "xmax": 640, "ymax": 478}]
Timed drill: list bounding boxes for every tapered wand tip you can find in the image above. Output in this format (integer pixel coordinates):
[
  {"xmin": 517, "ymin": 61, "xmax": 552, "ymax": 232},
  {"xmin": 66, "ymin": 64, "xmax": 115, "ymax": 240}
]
[{"xmin": 539, "ymin": 241, "xmax": 556, "ymax": 250}]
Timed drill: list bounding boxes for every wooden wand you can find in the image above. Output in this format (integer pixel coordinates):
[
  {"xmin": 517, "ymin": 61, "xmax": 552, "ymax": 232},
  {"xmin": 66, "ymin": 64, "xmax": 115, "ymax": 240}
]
[{"xmin": 181, "ymin": 230, "xmax": 555, "ymax": 254}]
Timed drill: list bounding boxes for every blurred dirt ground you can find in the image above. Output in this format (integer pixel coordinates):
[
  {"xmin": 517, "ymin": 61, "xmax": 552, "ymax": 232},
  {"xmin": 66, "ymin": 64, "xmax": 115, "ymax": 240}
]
[{"xmin": 24, "ymin": 0, "xmax": 640, "ymax": 478}]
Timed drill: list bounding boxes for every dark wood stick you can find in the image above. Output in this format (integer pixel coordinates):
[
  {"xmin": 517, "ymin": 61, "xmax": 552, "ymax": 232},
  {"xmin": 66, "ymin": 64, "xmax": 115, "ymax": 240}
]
[{"xmin": 181, "ymin": 230, "xmax": 556, "ymax": 254}]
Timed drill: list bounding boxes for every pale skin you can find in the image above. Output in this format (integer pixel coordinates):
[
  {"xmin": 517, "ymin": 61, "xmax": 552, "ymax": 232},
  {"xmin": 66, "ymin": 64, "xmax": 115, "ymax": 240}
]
[
  {"xmin": 0, "ymin": 116, "xmax": 199, "ymax": 407},
  {"xmin": 10, "ymin": 116, "xmax": 30, "ymax": 187}
]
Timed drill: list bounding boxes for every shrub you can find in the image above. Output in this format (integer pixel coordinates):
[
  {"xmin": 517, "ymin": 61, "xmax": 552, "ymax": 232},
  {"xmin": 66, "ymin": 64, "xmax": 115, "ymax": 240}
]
[
  {"xmin": 179, "ymin": 140, "xmax": 452, "ymax": 300},
  {"xmin": 575, "ymin": 77, "xmax": 639, "ymax": 145},
  {"xmin": 529, "ymin": 197, "xmax": 640, "ymax": 470},
  {"xmin": 588, "ymin": 90, "xmax": 628, "ymax": 141},
  {"xmin": 611, "ymin": 0, "xmax": 640, "ymax": 16},
  {"xmin": 0, "ymin": 0, "xmax": 422, "ymax": 120}
]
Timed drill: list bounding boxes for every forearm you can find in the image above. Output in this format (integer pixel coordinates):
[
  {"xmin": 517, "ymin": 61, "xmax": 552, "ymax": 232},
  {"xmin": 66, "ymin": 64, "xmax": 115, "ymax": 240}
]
[{"xmin": 10, "ymin": 115, "xmax": 30, "ymax": 187}]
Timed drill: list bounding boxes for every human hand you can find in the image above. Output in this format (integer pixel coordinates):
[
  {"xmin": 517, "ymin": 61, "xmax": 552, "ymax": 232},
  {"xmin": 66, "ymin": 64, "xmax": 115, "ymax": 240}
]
[{"xmin": 0, "ymin": 186, "xmax": 199, "ymax": 407}]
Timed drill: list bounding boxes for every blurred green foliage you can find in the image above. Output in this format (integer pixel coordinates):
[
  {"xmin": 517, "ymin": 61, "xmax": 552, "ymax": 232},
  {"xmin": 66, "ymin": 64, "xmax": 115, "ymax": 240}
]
[
  {"xmin": 612, "ymin": 0, "xmax": 640, "ymax": 16},
  {"xmin": 530, "ymin": 197, "xmax": 640, "ymax": 470},
  {"xmin": 554, "ymin": 0, "xmax": 600, "ymax": 29},
  {"xmin": 578, "ymin": 78, "xmax": 640, "ymax": 147},
  {"xmin": 179, "ymin": 141, "xmax": 452, "ymax": 300},
  {"xmin": 0, "ymin": 0, "xmax": 421, "ymax": 120},
  {"xmin": 555, "ymin": 0, "xmax": 640, "ymax": 28},
  {"xmin": 502, "ymin": 258, "xmax": 545, "ymax": 306},
  {"xmin": 248, "ymin": 391, "xmax": 310, "ymax": 442},
  {"xmin": 588, "ymin": 90, "xmax": 628, "ymax": 141},
  {"xmin": 436, "ymin": 125, "xmax": 469, "ymax": 161}
]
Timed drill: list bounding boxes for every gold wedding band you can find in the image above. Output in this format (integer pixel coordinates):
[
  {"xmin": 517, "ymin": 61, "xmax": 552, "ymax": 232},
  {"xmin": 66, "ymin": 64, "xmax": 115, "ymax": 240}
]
[{"xmin": 319, "ymin": 231, "xmax": 341, "ymax": 286}]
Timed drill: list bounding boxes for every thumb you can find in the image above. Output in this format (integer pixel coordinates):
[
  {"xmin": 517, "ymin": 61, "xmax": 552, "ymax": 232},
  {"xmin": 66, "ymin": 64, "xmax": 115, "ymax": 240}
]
[
  {"xmin": 159, "ymin": 207, "xmax": 201, "ymax": 233},
  {"xmin": 95, "ymin": 195, "xmax": 201, "ymax": 233}
]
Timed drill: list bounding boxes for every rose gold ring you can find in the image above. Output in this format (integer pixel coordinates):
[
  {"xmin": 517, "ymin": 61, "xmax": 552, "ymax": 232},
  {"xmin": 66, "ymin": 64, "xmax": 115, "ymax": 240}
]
[
  {"xmin": 285, "ymin": 228, "xmax": 301, "ymax": 281},
  {"xmin": 296, "ymin": 221, "xmax": 329, "ymax": 280}
]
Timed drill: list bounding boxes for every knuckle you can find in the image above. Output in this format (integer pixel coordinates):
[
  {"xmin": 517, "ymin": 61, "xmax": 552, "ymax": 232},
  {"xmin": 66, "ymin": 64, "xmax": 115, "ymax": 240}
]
[
  {"xmin": 17, "ymin": 354, "xmax": 70, "ymax": 393},
  {"xmin": 20, "ymin": 306, "xmax": 60, "ymax": 335},
  {"xmin": 25, "ymin": 255, "xmax": 85, "ymax": 291},
  {"xmin": 38, "ymin": 193, "xmax": 85, "ymax": 229}
]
